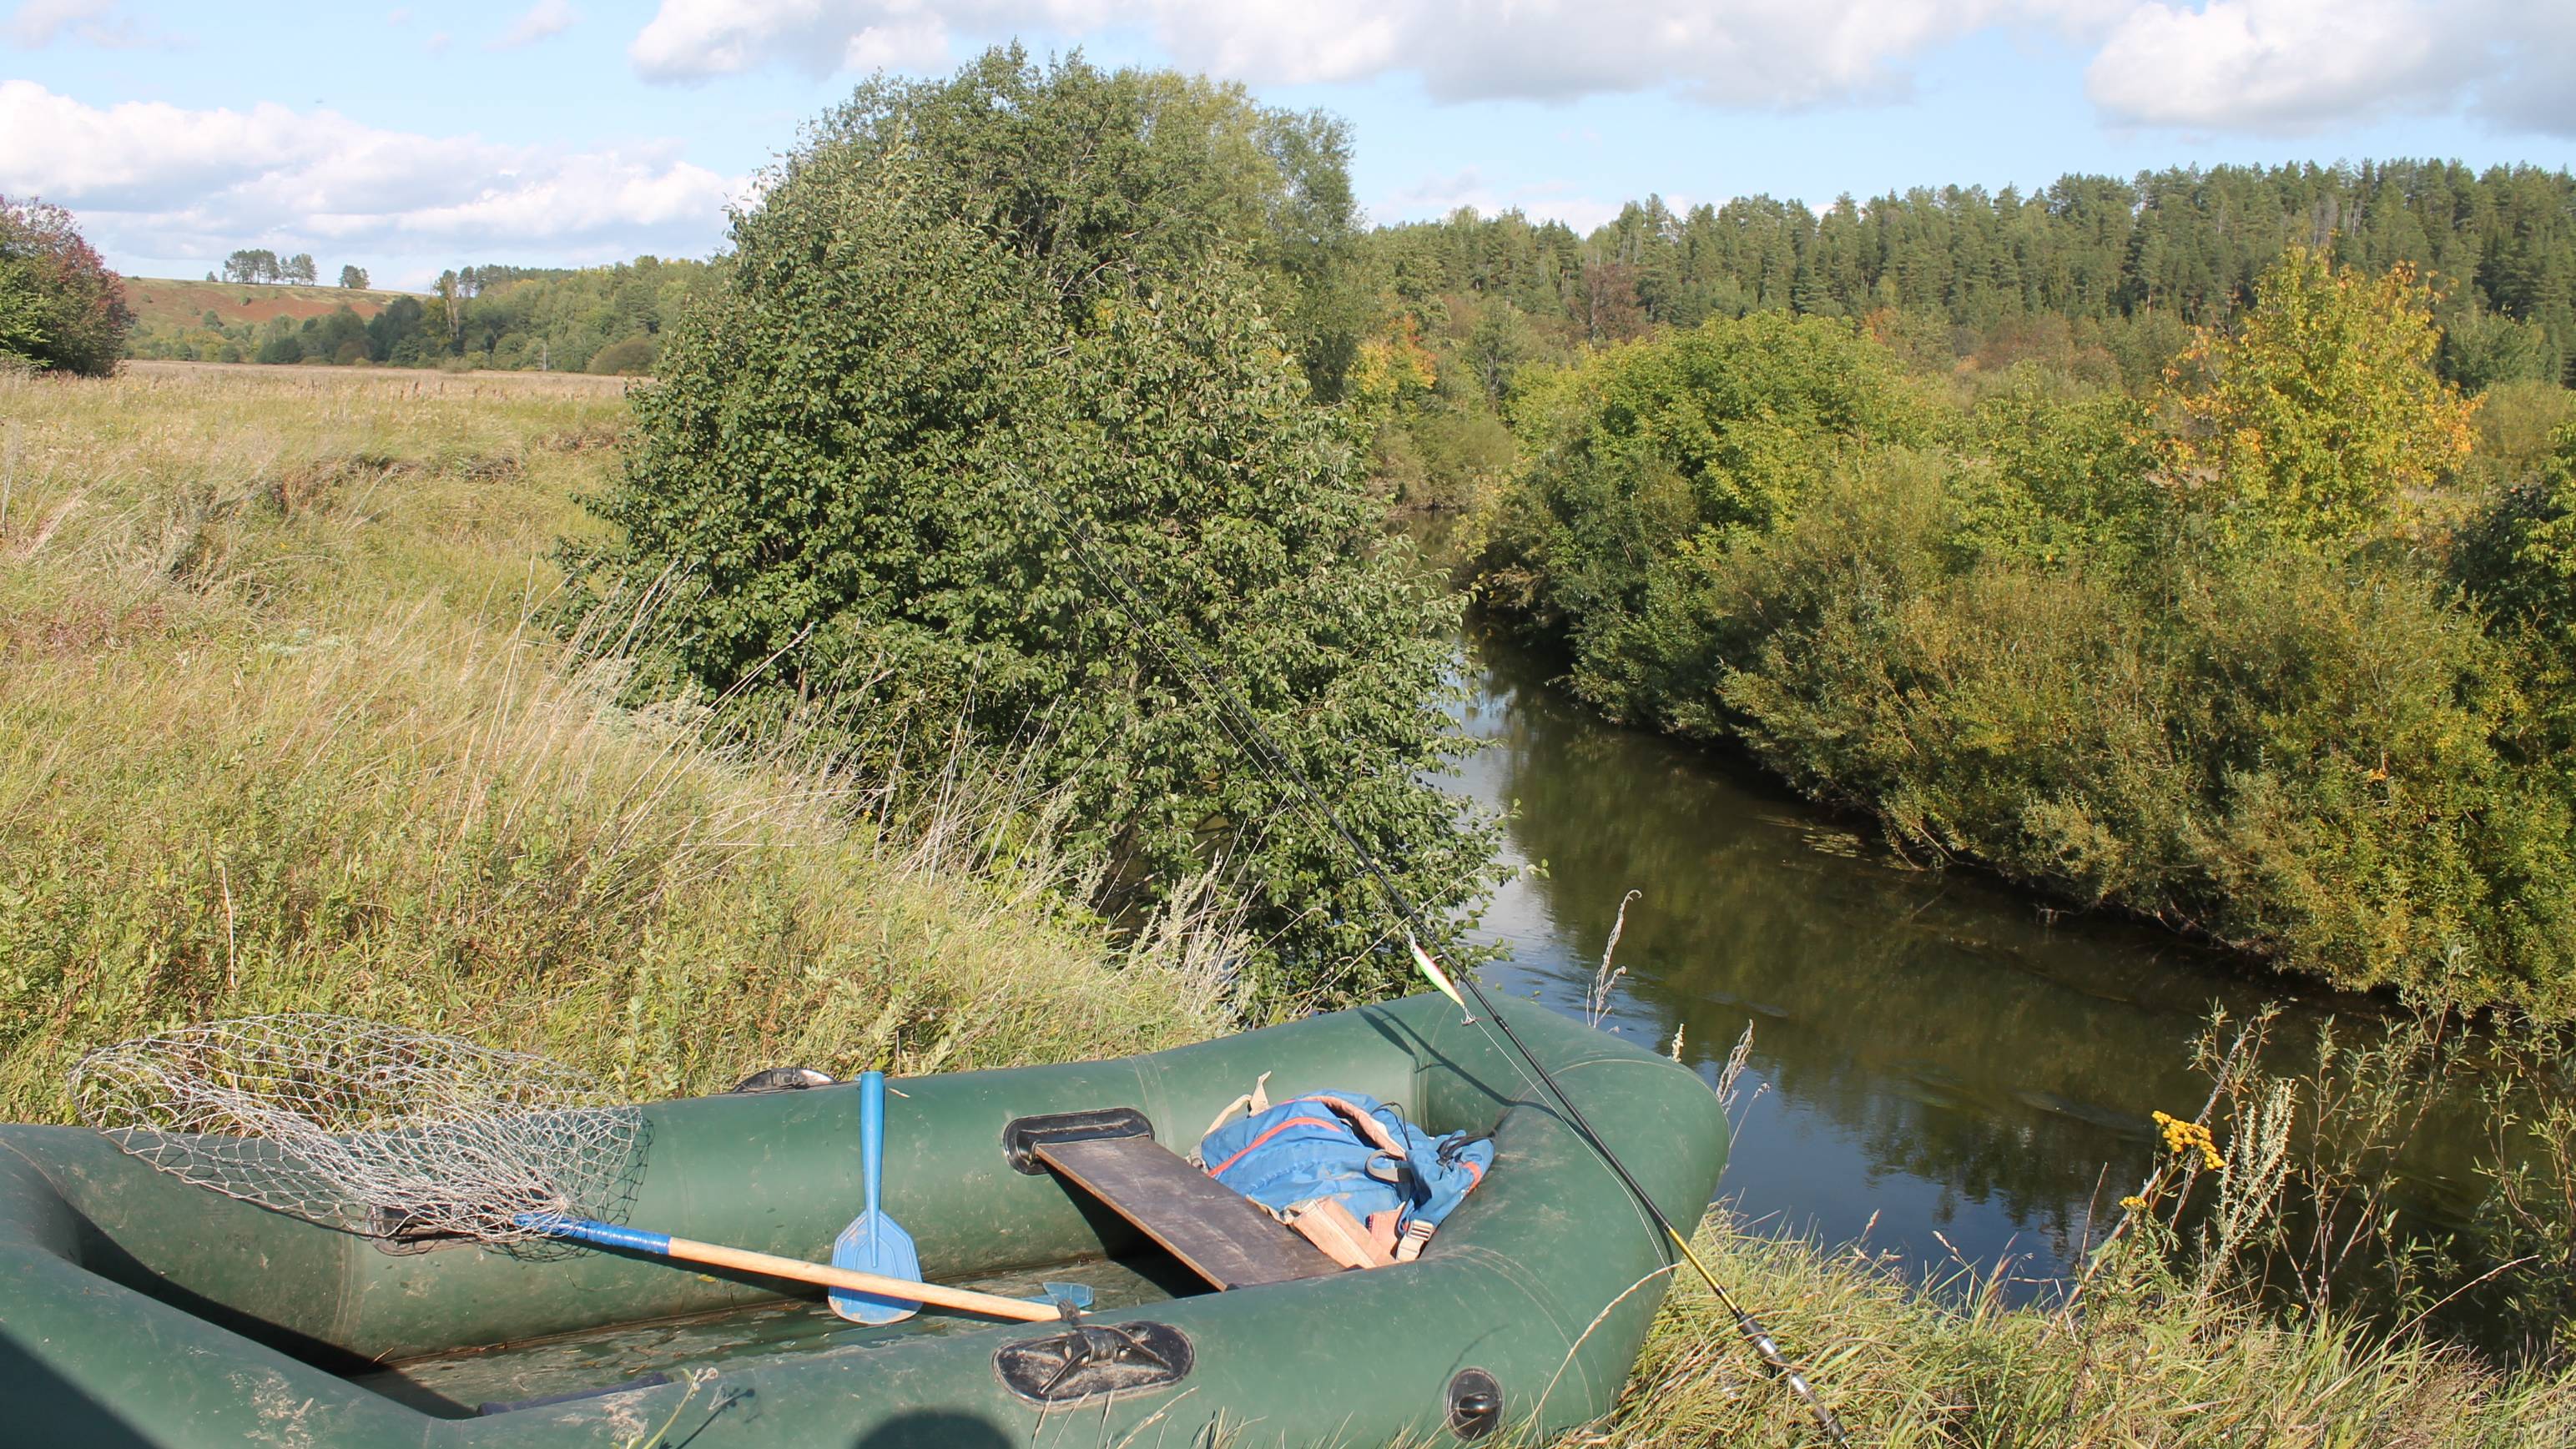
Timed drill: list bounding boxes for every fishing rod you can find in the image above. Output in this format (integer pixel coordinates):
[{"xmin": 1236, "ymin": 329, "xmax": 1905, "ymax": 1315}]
[{"xmin": 1046, "ymin": 505, "xmax": 1853, "ymax": 1447}]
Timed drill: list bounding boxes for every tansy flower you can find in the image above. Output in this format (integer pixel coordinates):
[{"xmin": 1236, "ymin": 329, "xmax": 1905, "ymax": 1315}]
[
  {"xmin": 2120, "ymin": 1195, "xmax": 2147, "ymax": 1212},
  {"xmin": 2151, "ymin": 1110, "xmax": 2226, "ymax": 1172}
]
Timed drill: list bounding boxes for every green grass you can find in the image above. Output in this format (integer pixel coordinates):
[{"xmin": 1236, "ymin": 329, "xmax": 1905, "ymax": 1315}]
[
  {"xmin": 0, "ymin": 362, "xmax": 1235, "ymax": 1115},
  {"xmin": 1535, "ymin": 1211, "xmax": 2576, "ymax": 1448}
]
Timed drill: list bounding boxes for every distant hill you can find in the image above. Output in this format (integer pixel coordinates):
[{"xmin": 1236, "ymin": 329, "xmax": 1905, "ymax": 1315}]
[
  {"xmin": 121, "ymin": 276, "xmax": 413, "ymax": 332},
  {"xmin": 121, "ymin": 257, "xmax": 708, "ymax": 374}
]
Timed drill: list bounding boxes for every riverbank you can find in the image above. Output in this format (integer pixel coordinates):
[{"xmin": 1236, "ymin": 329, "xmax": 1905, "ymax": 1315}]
[
  {"xmin": 1459, "ymin": 260, "xmax": 2576, "ymax": 1021},
  {"xmin": 1589, "ymin": 1213, "xmax": 2576, "ymax": 1446}
]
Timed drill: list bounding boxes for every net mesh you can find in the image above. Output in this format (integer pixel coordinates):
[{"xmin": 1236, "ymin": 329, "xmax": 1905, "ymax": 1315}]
[{"xmin": 68, "ymin": 1014, "xmax": 645, "ymax": 1243}]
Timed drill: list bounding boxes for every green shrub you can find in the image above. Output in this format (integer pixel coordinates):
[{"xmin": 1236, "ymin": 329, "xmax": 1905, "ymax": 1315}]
[
  {"xmin": 585, "ymin": 334, "xmax": 655, "ymax": 375},
  {"xmin": 1650, "ymin": 455, "xmax": 2576, "ymax": 1009},
  {"xmin": 2455, "ymin": 424, "xmax": 2576, "ymax": 770},
  {"xmin": 568, "ymin": 86, "xmax": 1497, "ymax": 1004},
  {"xmin": 1474, "ymin": 311, "xmax": 1933, "ymax": 718},
  {"xmin": 0, "ymin": 196, "xmax": 131, "ymax": 376}
]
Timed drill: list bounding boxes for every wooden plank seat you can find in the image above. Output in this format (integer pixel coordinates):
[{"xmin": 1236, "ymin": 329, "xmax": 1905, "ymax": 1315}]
[{"xmin": 1031, "ymin": 1134, "xmax": 1341, "ymax": 1291}]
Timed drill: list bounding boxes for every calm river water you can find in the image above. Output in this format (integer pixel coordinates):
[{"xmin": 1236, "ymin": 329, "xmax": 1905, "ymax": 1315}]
[{"xmin": 1437, "ymin": 625, "xmax": 2491, "ymax": 1299}]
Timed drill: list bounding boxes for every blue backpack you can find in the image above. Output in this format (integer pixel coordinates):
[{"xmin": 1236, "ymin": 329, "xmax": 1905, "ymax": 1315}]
[{"xmin": 1197, "ymin": 1087, "xmax": 1493, "ymax": 1240}]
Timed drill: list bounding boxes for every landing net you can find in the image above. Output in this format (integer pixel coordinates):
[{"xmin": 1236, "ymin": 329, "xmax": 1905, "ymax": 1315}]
[{"xmin": 68, "ymin": 1014, "xmax": 643, "ymax": 1242}]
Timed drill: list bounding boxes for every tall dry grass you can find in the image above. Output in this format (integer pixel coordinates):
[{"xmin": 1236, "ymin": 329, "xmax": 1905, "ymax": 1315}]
[{"xmin": 0, "ymin": 364, "xmax": 1236, "ymax": 1115}]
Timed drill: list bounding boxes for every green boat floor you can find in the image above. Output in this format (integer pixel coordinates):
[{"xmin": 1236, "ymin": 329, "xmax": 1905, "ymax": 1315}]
[{"xmin": 349, "ymin": 1255, "xmax": 1202, "ymax": 1417}]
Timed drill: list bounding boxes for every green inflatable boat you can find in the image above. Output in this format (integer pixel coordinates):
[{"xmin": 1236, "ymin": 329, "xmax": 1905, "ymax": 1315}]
[{"xmin": 0, "ymin": 994, "xmax": 1726, "ymax": 1447}]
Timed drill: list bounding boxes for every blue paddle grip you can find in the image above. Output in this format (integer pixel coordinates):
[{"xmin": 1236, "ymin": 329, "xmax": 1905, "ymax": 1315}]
[{"xmin": 517, "ymin": 1213, "xmax": 673, "ymax": 1256}]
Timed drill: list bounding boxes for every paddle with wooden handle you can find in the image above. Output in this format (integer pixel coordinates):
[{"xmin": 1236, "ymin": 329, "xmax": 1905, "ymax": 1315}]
[
  {"xmin": 829, "ymin": 1070, "xmax": 924, "ymax": 1323},
  {"xmin": 516, "ymin": 1213, "xmax": 1059, "ymax": 1322}
]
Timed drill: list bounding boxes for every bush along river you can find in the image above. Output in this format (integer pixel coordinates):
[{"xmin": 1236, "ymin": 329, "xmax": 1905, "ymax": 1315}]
[{"xmin": 1434, "ymin": 621, "xmax": 2501, "ymax": 1308}]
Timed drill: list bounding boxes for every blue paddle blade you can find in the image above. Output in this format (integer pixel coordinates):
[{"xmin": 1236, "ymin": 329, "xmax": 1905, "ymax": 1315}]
[
  {"xmin": 829, "ymin": 1210, "xmax": 920, "ymax": 1325},
  {"xmin": 831, "ymin": 1070, "xmax": 921, "ymax": 1325}
]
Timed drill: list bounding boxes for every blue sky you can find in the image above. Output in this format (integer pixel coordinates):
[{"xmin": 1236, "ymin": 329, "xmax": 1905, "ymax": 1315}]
[{"xmin": 6, "ymin": 0, "xmax": 2572, "ymax": 290}]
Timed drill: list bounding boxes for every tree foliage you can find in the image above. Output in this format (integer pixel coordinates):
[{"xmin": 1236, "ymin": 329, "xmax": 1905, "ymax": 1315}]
[
  {"xmin": 0, "ymin": 196, "xmax": 131, "ymax": 376},
  {"xmin": 801, "ymin": 47, "xmax": 1370, "ymax": 400},
  {"xmin": 1475, "ymin": 310, "xmax": 1934, "ymax": 718},
  {"xmin": 1368, "ymin": 161, "xmax": 2576, "ymax": 390},
  {"xmin": 1470, "ymin": 244, "xmax": 2576, "ymax": 1015},
  {"xmin": 2163, "ymin": 249, "xmax": 2476, "ymax": 547},
  {"xmin": 568, "ymin": 57, "xmax": 1497, "ymax": 1003}
]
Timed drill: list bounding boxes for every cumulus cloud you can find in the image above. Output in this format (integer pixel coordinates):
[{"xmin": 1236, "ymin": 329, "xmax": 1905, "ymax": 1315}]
[
  {"xmin": 2087, "ymin": 0, "xmax": 2576, "ymax": 136},
  {"xmin": 623, "ymin": 0, "xmax": 2576, "ymax": 137},
  {"xmin": 631, "ymin": 0, "xmax": 962, "ymax": 80},
  {"xmin": 0, "ymin": 80, "xmax": 742, "ymax": 264},
  {"xmin": 1379, "ymin": 166, "xmax": 1622, "ymax": 233},
  {"xmin": 492, "ymin": 0, "xmax": 578, "ymax": 50},
  {"xmin": 8, "ymin": 0, "xmax": 167, "ymax": 48},
  {"xmin": 628, "ymin": 0, "xmax": 2125, "ymax": 105}
]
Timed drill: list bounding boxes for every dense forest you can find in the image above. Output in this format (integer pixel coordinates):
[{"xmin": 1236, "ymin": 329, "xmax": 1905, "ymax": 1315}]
[{"xmin": 1371, "ymin": 162, "xmax": 2576, "ymax": 386}]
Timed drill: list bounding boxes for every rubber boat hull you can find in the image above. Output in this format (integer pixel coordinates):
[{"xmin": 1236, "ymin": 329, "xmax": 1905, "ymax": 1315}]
[{"xmin": 0, "ymin": 994, "xmax": 1727, "ymax": 1446}]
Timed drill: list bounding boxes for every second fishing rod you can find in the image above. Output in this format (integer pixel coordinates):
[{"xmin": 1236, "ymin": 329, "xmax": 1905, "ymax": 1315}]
[{"xmin": 1039, "ymin": 498, "xmax": 1852, "ymax": 1448}]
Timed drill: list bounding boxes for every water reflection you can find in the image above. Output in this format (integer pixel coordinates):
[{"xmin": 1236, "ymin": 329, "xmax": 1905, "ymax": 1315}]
[{"xmin": 1441, "ymin": 626, "xmax": 2488, "ymax": 1296}]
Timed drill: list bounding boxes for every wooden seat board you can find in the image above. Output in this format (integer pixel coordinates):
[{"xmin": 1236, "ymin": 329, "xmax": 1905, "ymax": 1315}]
[{"xmin": 1031, "ymin": 1135, "xmax": 1341, "ymax": 1291}]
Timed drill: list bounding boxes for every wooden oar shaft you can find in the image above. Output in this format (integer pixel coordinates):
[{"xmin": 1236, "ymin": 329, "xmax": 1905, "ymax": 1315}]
[
  {"xmin": 522, "ymin": 1214, "xmax": 1058, "ymax": 1323},
  {"xmin": 667, "ymin": 1235, "xmax": 1058, "ymax": 1322}
]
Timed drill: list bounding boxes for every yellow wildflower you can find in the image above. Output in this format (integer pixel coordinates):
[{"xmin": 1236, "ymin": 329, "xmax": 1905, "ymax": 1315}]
[
  {"xmin": 2151, "ymin": 1110, "xmax": 2226, "ymax": 1172},
  {"xmin": 2120, "ymin": 1195, "xmax": 2147, "ymax": 1212}
]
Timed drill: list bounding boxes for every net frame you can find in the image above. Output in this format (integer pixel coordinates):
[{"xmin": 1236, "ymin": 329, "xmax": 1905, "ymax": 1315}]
[{"xmin": 68, "ymin": 1014, "xmax": 645, "ymax": 1243}]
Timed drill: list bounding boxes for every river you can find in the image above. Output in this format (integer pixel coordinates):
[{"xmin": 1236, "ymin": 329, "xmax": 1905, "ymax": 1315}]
[{"xmin": 1436, "ymin": 623, "xmax": 2494, "ymax": 1301}]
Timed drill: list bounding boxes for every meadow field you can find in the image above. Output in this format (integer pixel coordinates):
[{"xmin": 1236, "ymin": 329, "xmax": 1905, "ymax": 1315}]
[{"xmin": 0, "ymin": 361, "xmax": 1237, "ymax": 1119}]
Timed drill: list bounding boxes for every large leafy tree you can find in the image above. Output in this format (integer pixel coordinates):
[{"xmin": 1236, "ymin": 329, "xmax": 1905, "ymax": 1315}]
[
  {"xmin": 2160, "ymin": 248, "xmax": 2476, "ymax": 547},
  {"xmin": 809, "ymin": 47, "xmax": 1368, "ymax": 400},
  {"xmin": 568, "ymin": 62, "xmax": 1497, "ymax": 1004},
  {"xmin": 0, "ymin": 197, "xmax": 132, "ymax": 377}
]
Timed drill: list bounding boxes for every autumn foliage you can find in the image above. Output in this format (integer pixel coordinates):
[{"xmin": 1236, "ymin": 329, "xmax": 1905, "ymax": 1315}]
[
  {"xmin": 0, "ymin": 196, "xmax": 133, "ymax": 377},
  {"xmin": 2163, "ymin": 248, "xmax": 2478, "ymax": 546}
]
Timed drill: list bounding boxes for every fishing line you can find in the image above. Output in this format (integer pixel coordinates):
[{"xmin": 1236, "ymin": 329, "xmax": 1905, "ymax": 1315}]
[{"xmin": 1031, "ymin": 482, "xmax": 1853, "ymax": 1446}]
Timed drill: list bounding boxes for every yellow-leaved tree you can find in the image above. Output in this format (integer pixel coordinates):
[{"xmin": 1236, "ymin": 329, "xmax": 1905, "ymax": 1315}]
[{"xmin": 2162, "ymin": 246, "xmax": 2476, "ymax": 547}]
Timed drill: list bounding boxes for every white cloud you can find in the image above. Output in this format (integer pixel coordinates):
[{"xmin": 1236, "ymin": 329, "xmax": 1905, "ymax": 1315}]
[
  {"xmin": 1379, "ymin": 166, "xmax": 1621, "ymax": 234},
  {"xmin": 2086, "ymin": 0, "xmax": 2575, "ymax": 136},
  {"xmin": 623, "ymin": 0, "xmax": 2576, "ymax": 138},
  {"xmin": 628, "ymin": 0, "xmax": 2126, "ymax": 103},
  {"xmin": 492, "ymin": 0, "xmax": 577, "ymax": 50},
  {"xmin": 2473, "ymin": 6, "xmax": 2576, "ymax": 137},
  {"xmin": 8, "ymin": 0, "xmax": 166, "ymax": 48},
  {"xmin": 0, "ymin": 80, "xmax": 742, "ymax": 264},
  {"xmin": 2086, "ymin": 0, "xmax": 2470, "ymax": 133}
]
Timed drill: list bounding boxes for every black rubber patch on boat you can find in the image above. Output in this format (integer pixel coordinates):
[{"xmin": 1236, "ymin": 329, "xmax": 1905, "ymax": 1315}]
[
  {"xmin": 1446, "ymin": 1367, "xmax": 1503, "ymax": 1440},
  {"xmin": 1001, "ymin": 1107, "xmax": 1154, "ymax": 1174},
  {"xmin": 993, "ymin": 1321, "xmax": 1192, "ymax": 1405}
]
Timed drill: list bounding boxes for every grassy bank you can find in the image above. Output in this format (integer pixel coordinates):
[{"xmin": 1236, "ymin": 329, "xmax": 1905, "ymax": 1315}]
[
  {"xmin": 1584, "ymin": 1212, "xmax": 2576, "ymax": 1447},
  {"xmin": 0, "ymin": 362, "xmax": 1234, "ymax": 1116}
]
